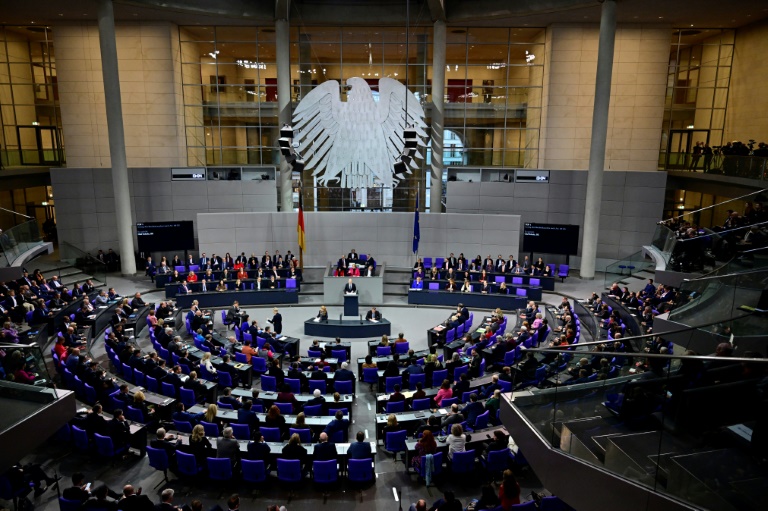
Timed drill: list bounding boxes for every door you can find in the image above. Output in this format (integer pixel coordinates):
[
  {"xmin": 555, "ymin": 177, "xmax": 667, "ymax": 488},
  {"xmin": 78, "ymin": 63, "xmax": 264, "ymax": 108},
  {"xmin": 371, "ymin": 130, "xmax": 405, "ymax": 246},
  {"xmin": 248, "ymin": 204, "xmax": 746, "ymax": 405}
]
[
  {"xmin": 666, "ymin": 129, "xmax": 709, "ymax": 170},
  {"xmin": 16, "ymin": 126, "xmax": 63, "ymax": 166}
]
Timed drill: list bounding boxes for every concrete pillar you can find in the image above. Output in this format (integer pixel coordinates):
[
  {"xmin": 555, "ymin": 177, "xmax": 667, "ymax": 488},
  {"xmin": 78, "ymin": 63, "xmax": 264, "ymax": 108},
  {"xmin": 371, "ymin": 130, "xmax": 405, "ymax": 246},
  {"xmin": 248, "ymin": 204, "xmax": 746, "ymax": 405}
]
[
  {"xmin": 430, "ymin": 20, "xmax": 446, "ymax": 214},
  {"xmin": 276, "ymin": 18, "xmax": 293, "ymax": 212},
  {"xmin": 579, "ymin": 0, "xmax": 617, "ymax": 280},
  {"xmin": 96, "ymin": 0, "xmax": 136, "ymax": 275}
]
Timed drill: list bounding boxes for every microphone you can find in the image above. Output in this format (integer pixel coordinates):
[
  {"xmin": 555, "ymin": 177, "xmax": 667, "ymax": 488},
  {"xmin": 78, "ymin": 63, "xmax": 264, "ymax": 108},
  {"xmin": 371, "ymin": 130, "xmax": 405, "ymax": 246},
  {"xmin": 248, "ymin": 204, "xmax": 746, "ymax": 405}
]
[{"xmin": 360, "ymin": 314, "xmax": 363, "ymax": 324}]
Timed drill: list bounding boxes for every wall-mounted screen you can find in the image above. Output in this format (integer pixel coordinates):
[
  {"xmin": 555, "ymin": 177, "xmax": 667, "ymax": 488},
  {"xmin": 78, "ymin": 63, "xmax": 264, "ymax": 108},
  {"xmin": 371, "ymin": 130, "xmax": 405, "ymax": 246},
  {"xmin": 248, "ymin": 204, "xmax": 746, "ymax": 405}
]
[
  {"xmin": 136, "ymin": 221, "xmax": 195, "ymax": 253},
  {"xmin": 522, "ymin": 223, "xmax": 579, "ymax": 255}
]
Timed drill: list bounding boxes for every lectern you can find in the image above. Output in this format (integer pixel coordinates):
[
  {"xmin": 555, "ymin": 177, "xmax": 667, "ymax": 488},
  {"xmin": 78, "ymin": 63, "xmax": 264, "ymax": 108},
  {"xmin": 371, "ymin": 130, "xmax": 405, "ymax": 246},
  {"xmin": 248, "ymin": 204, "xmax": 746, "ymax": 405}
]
[{"xmin": 344, "ymin": 294, "xmax": 359, "ymax": 316}]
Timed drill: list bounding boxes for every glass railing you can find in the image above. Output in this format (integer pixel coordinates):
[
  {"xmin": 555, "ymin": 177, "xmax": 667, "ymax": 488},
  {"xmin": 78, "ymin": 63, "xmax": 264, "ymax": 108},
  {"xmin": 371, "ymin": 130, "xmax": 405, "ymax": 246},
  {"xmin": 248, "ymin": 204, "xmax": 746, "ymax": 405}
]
[
  {"xmin": 660, "ymin": 152, "xmax": 768, "ymax": 180},
  {"xmin": 603, "ymin": 250, "xmax": 654, "ymax": 289},
  {"xmin": 509, "ymin": 331, "xmax": 768, "ymax": 511},
  {"xmin": 0, "ymin": 218, "xmax": 45, "ymax": 267},
  {"xmin": 59, "ymin": 241, "xmax": 108, "ymax": 287},
  {"xmin": 667, "ymin": 267, "xmax": 768, "ymax": 338},
  {"xmin": 0, "ymin": 342, "xmax": 55, "ymax": 389},
  {"xmin": 650, "ymin": 224, "xmax": 677, "ymax": 255}
]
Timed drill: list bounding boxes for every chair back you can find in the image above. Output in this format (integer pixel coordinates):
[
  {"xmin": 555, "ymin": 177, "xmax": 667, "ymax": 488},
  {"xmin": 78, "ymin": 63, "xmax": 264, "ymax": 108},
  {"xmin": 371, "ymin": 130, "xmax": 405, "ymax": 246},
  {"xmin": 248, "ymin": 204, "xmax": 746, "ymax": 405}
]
[
  {"xmin": 173, "ymin": 420, "xmax": 193, "ymax": 434},
  {"xmin": 286, "ymin": 278, "xmax": 297, "ymax": 289},
  {"xmin": 180, "ymin": 388, "xmax": 196, "ymax": 408},
  {"xmin": 474, "ymin": 410, "xmax": 490, "ymax": 429},
  {"xmin": 385, "ymin": 430, "xmax": 407, "ymax": 453},
  {"xmin": 386, "ymin": 401, "xmax": 405, "ymax": 413},
  {"xmin": 376, "ymin": 346, "xmax": 391, "ymax": 357},
  {"xmin": 303, "ymin": 404, "xmax": 323, "ymax": 416},
  {"xmin": 133, "ymin": 371, "xmax": 146, "ymax": 387},
  {"xmin": 207, "ymin": 457, "xmax": 233, "ymax": 481},
  {"xmin": 498, "ymin": 380, "xmax": 513, "ymax": 392},
  {"xmin": 445, "ymin": 328, "xmax": 455, "ymax": 343},
  {"xmin": 284, "ymin": 378, "xmax": 301, "ymax": 393},
  {"xmin": 331, "ymin": 349, "xmax": 347, "ymax": 363},
  {"xmin": 327, "ymin": 407, "xmax": 349, "ymax": 417},
  {"xmin": 176, "ymin": 451, "xmax": 200, "ymax": 476},
  {"xmin": 394, "ymin": 342, "xmax": 410, "ymax": 354},
  {"xmin": 201, "ymin": 421, "xmax": 219, "ymax": 437},
  {"xmin": 428, "ymin": 282, "xmax": 439, "ymax": 291},
  {"xmin": 241, "ymin": 459, "xmax": 267, "ymax": 483},
  {"xmin": 419, "ymin": 451, "xmax": 443, "ymax": 479},
  {"xmin": 217, "ymin": 401, "xmax": 234, "ymax": 410},
  {"xmin": 538, "ymin": 496, "xmax": 568, "ymax": 511},
  {"xmin": 84, "ymin": 383, "xmax": 97, "ymax": 404},
  {"xmin": 516, "ymin": 288, "xmax": 527, "ymax": 297},
  {"xmin": 441, "ymin": 397, "xmax": 459, "ymax": 408},
  {"xmin": 308, "ymin": 348, "xmax": 323, "ymax": 358},
  {"xmin": 511, "ymin": 502, "xmax": 537, "ymax": 510},
  {"xmin": 93, "ymin": 433, "xmax": 116, "ymax": 457},
  {"xmin": 289, "ymin": 428, "xmax": 312, "ymax": 443},
  {"xmin": 408, "ymin": 373, "xmax": 426, "ymax": 390},
  {"xmin": 72, "ymin": 425, "xmax": 89, "ymax": 451},
  {"xmin": 313, "ymin": 460, "xmax": 338, "ymax": 484},
  {"xmin": 231, "ymin": 423, "xmax": 251, "ymax": 440},
  {"xmin": 330, "ymin": 430, "xmax": 345, "ymax": 443},
  {"xmin": 309, "ymin": 380, "xmax": 327, "ymax": 394},
  {"xmin": 146, "ymin": 446, "xmax": 170, "ymax": 471},
  {"xmin": 423, "ymin": 257, "xmax": 432, "ymax": 268},
  {"xmin": 452, "ymin": 449, "xmax": 476, "ymax": 473},
  {"xmin": 385, "ymin": 376, "xmax": 402, "ymax": 394},
  {"xmin": 461, "ymin": 391, "xmax": 473, "ymax": 403},
  {"xmin": 161, "ymin": 382, "xmax": 177, "ymax": 399},
  {"xmin": 453, "ymin": 364, "xmax": 469, "ymax": 381},
  {"xmin": 558, "ymin": 264, "xmax": 569, "ymax": 277},
  {"xmin": 125, "ymin": 406, "xmax": 145, "ymax": 423},
  {"xmin": 431, "ymin": 369, "xmax": 448, "ymax": 387},
  {"xmin": 218, "ymin": 371, "xmax": 233, "ymax": 388},
  {"xmin": 363, "ymin": 367, "xmax": 379, "ymax": 384},
  {"xmin": 412, "ymin": 398, "xmax": 431, "ymax": 411},
  {"xmin": 334, "ymin": 380, "xmax": 353, "ymax": 394},
  {"xmin": 277, "ymin": 459, "xmax": 302, "ymax": 482},
  {"xmin": 261, "ymin": 427, "xmax": 281, "ymax": 442},
  {"xmin": 59, "ymin": 498, "xmax": 83, "ymax": 511},
  {"xmin": 235, "ymin": 352, "xmax": 248, "ymax": 364},
  {"xmin": 347, "ymin": 459, "xmax": 375, "ymax": 483},
  {"xmin": 275, "ymin": 402, "xmax": 293, "ymax": 414},
  {"xmin": 252, "ymin": 356, "xmax": 267, "ymax": 373}
]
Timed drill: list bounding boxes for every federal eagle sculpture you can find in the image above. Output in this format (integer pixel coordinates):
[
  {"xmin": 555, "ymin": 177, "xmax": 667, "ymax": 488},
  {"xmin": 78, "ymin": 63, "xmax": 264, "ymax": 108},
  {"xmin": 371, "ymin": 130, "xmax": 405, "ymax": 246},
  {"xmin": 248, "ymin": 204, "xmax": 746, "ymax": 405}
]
[{"xmin": 291, "ymin": 77, "xmax": 427, "ymax": 189}]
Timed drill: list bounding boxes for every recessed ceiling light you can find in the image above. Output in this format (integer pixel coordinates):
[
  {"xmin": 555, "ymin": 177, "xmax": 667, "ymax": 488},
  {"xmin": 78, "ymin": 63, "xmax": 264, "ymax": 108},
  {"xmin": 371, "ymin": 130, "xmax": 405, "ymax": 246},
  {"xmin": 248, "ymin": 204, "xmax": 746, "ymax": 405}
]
[
  {"xmin": 658, "ymin": 16, "xmax": 663, "ymax": 19},
  {"xmin": 58, "ymin": 13, "xmax": 63, "ymax": 16},
  {"xmin": 30, "ymin": 21, "xmax": 35, "ymax": 23}
]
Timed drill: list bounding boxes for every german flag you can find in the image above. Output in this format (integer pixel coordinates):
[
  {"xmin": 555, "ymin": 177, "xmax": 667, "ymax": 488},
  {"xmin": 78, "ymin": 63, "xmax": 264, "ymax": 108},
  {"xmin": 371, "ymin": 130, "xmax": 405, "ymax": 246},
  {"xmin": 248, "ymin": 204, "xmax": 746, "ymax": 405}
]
[{"xmin": 297, "ymin": 190, "xmax": 306, "ymax": 254}]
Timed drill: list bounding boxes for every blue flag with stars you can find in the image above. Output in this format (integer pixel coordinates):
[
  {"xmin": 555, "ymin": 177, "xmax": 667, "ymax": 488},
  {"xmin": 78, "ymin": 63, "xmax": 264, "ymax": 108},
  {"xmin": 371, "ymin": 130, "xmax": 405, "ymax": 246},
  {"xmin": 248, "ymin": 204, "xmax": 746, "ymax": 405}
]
[{"xmin": 413, "ymin": 193, "xmax": 420, "ymax": 254}]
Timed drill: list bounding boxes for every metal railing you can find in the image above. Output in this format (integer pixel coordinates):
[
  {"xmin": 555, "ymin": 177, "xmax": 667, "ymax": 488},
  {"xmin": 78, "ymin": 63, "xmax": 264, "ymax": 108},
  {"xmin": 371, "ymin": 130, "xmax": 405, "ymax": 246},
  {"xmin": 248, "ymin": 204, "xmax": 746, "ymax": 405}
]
[
  {"xmin": 603, "ymin": 250, "xmax": 654, "ymax": 289},
  {"xmin": 661, "ymin": 152, "xmax": 768, "ymax": 181}
]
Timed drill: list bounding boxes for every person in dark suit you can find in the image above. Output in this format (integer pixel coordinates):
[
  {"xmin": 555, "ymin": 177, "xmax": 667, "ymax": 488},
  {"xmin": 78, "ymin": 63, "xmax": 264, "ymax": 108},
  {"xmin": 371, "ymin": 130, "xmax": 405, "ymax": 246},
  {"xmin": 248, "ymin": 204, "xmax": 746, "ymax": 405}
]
[
  {"xmin": 313, "ymin": 432, "xmax": 337, "ymax": 461},
  {"xmin": 214, "ymin": 355, "xmax": 240, "ymax": 387},
  {"xmin": 116, "ymin": 485, "xmax": 153, "ymax": 511},
  {"xmin": 244, "ymin": 432, "xmax": 271, "ymax": 462},
  {"xmin": 305, "ymin": 388, "xmax": 325, "ymax": 409},
  {"xmin": 107, "ymin": 409, "xmax": 131, "ymax": 451},
  {"xmin": 237, "ymin": 399, "xmax": 260, "ymax": 432},
  {"xmin": 365, "ymin": 307, "xmax": 381, "ymax": 321},
  {"xmin": 343, "ymin": 279, "xmax": 357, "ymax": 294},
  {"xmin": 164, "ymin": 365, "xmax": 184, "ymax": 389},
  {"xmin": 219, "ymin": 387, "xmax": 242, "ymax": 410},
  {"xmin": 462, "ymin": 393, "xmax": 485, "ymax": 428},
  {"xmin": 149, "ymin": 428, "xmax": 181, "ymax": 466},
  {"xmin": 323, "ymin": 410, "xmax": 350, "ymax": 440},
  {"xmin": 172, "ymin": 402, "xmax": 203, "ymax": 426},
  {"xmin": 347, "ymin": 430, "xmax": 373, "ymax": 459},
  {"xmin": 62, "ymin": 473, "xmax": 91, "ymax": 503},
  {"xmin": 177, "ymin": 282, "xmax": 190, "ymax": 295},
  {"xmin": 281, "ymin": 433, "xmax": 308, "ymax": 472},
  {"xmin": 153, "ymin": 488, "xmax": 176, "ymax": 511},
  {"xmin": 388, "ymin": 384, "xmax": 406, "ymax": 403},
  {"xmin": 270, "ymin": 307, "xmax": 283, "ymax": 334},
  {"xmin": 130, "ymin": 292, "xmax": 146, "ymax": 309}
]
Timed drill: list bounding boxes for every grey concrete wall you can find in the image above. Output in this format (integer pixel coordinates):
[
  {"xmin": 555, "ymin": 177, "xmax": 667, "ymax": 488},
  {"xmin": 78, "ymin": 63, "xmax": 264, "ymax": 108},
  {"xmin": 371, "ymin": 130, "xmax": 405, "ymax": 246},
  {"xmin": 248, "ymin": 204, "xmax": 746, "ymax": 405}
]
[
  {"xmin": 50, "ymin": 168, "xmax": 277, "ymax": 255},
  {"xmin": 197, "ymin": 212, "xmax": 521, "ymax": 268},
  {"xmin": 446, "ymin": 170, "xmax": 667, "ymax": 264},
  {"xmin": 323, "ymin": 264, "xmax": 385, "ymax": 306}
]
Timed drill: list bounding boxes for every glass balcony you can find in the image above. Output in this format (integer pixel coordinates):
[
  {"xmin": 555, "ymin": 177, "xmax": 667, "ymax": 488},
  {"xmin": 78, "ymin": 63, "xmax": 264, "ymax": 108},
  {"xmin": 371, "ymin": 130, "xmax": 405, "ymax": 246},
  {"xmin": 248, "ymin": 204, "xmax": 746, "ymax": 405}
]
[{"xmin": 0, "ymin": 219, "xmax": 45, "ymax": 267}]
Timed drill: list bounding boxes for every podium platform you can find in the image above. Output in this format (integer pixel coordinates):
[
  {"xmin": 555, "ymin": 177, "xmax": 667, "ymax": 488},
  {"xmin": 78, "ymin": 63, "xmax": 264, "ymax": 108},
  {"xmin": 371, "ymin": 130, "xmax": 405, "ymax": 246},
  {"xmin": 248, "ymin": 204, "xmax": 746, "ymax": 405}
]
[
  {"xmin": 344, "ymin": 294, "xmax": 359, "ymax": 316},
  {"xmin": 304, "ymin": 318, "xmax": 391, "ymax": 338}
]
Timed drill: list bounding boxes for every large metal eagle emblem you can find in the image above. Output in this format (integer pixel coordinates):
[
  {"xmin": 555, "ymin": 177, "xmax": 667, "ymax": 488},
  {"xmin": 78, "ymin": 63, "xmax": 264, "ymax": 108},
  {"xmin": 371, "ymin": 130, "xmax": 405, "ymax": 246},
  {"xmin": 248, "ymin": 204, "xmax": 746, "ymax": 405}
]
[{"xmin": 291, "ymin": 77, "xmax": 427, "ymax": 189}]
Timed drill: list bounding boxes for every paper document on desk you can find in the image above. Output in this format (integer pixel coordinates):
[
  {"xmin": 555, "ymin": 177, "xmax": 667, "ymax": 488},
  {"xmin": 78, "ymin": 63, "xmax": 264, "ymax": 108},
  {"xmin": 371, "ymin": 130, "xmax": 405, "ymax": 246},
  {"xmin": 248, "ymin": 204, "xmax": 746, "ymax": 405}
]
[
  {"xmin": 369, "ymin": 319, "xmax": 379, "ymax": 323},
  {"xmin": 313, "ymin": 318, "xmax": 320, "ymax": 322},
  {"xmin": 279, "ymin": 336, "xmax": 287, "ymax": 341}
]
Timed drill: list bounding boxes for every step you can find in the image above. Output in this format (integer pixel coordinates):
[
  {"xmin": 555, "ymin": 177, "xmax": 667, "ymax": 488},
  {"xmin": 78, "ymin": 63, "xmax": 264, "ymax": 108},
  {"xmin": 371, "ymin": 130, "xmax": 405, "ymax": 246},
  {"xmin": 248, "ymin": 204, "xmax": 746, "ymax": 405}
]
[{"xmin": 560, "ymin": 416, "xmax": 626, "ymax": 463}]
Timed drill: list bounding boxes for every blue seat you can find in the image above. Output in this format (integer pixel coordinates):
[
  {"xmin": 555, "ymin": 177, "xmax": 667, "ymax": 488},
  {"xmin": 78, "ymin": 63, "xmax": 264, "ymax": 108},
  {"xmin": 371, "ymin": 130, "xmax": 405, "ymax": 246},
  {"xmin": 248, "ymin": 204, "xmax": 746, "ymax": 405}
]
[
  {"xmin": 473, "ymin": 411, "xmax": 490, "ymax": 430},
  {"xmin": 145, "ymin": 375, "xmax": 159, "ymax": 393},
  {"xmin": 84, "ymin": 383, "xmax": 97, "ymax": 404},
  {"xmin": 423, "ymin": 257, "xmax": 432, "ymax": 268},
  {"xmin": 385, "ymin": 430, "xmax": 407, "ymax": 462},
  {"xmin": 408, "ymin": 373, "xmax": 426, "ymax": 391},
  {"xmin": 418, "ymin": 451, "xmax": 443, "ymax": 481},
  {"xmin": 125, "ymin": 406, "xmax": 145, "ymax": 423},
  {"xmin": 461, "ymin": 392, "xmax": 473, "ymax": 403},
  {"xmin": 201, "ymin": 421, "xmax": 219, "ymax": 437},
  {"xmin": 231, "ymin": 423, "xmax": 251, "ymax": 440},
  {"xmin": 161, "ymin": 382, "xmax": 177, "ymax": 399},
  {"xmin": 394, "ymin": 342, "xmax": 410, "ymax": 354},
  {"xmin": 432, "ymin": 369, "xmax": 448, "ymax": 387},
  {"xmin": 308, "ymin": 349, "xmax": 323, "ymax": 358},
  {"xmin": 94, "ymin": 433, "xmax": 127, "ymax": 459},
  {"xmin": 241, "ymin": 459, "xmax": 268, "ymax": 483},
  {"xmin": 334, "ymin": 380, "xmax": 353, "ymax": 394},
  {"xmin": 121, "ymin": 363, "xmax": 133, "ymax": 383},
  {"xmin": 72, "ymin": 425, "xmax": 90, "ymax": 451},
  {"xmin": 363, "ymin": 367, "xmax": 379, "ymax": 389},
  {"xmin": 285, "ymin": 378, "xmax": 301, "ymax": 394},
  {"xmin": 445, "ymin": 328, "xmax": 455, "ymax": 343},
  {"xmin": 261, "ymin": 427, "xmax": 281, "ymax": 442},
  {"xmin": 252, "ymin": 357, "xmax": 267, "ymax": 374},
  {"xmin": 538, "ymin": 496, "xmax": 569, "ymax": 511},
  {"xmin": 441, "ymin": 397, "xmax": 459, "ymax": 408},
  {"xmin": 309, "ymin": 380, "xmax": 327, "ymax": 394},
  {"xmin": 385, "ymin": 376, "xmax": 402, "ymax": 394},
  {"xmin": 303, "ymin": 404, "xmax": 323, "ymax": 416},
  {"xmin": 289, "ymin": 428, "xmax": 312, "ymax": 443},
  {"xmin": 173, "ymin": 420, "xmax": 193, "ymax": 434},
  {"xmin": 146, "ymin": 446, "xmax": 171, "ymax": 485},
  {"xmin": 59, "ymin": 497, "xmax": 83, "ymax": 511},
  {"xmin": 207, "ymin": 458, "xmax": 233, "ymax": 482},
  {"xmin": 275, "ymin": 402, "xmax": 292, "ymax": 414},
  {"xmin": 481, "ymin": 449, "xmax": 512, "ymax": 478},
  {"xmin": 511, "ymin": 502, "xmax": 537, "ymax": 510},
  {"xmin": 451, "ymin": 449, "xmax": 476, "ymax": 474},
  {"xmin": 377, "ymin": 346, "xmax": 391, "ymax": 357},
  {"xmin": 235, "ymin": 352, "xmax": 248, "ymax": 364},
  {"xmin": 412, "ymin": 398, "xmax": 431, "ymax": 411},
  {"xmin": 177, "ymin": 451, "xmax": 203, "ymax": 478},
  {"xmin": 277, "ymin": 458, "xmax": 303, "ymax": 483},
  {"xmin": 313, "ymin": 459, "xmax": 338, "ymax": 489},
  {"xmin": 218, "ymin": 371, "xmax": 233, "ymax": 388},
  {"xmin": 180, "ymin": 388, "xmax": 197, "ymax": 408},
  {"xmin": 134, "ymin": 371, "xmax": 146, "ymax": 387},
  {"xmin": 498, "ymin": 380, "xmax": 513, "ymax": 393},
  {"xmin": 453, "ymin": 365, "xmax": 469, "ymax": 381},
  {"xmin": 348, "ymin": 458, "xmax": 375, "ymax": 485},
  {"xmin": 330, "ymin": 430, "xmax": 345, "ymax": 443},
  {"xmin": 386, "ymin": 401, "xmax": 405, "ymax": 413},
  {"xmin": 331, "ymin": 349, "xmax": 347, "ymax": 363},
  {"xmin": 327, "ymin": 407, "xmax": 348, "ymax": 416}
]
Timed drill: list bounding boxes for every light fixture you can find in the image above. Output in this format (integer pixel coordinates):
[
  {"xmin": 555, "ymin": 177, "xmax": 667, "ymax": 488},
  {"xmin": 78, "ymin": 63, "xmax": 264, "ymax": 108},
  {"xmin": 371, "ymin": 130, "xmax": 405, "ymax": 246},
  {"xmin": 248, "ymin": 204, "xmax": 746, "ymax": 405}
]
[
  {"xmin": 208, "ymin": 50, "xmax": 220, "ymax": 59},
  {"xmin": 236, "ymin": 59, "xmax": 266, "ymax": 69}
]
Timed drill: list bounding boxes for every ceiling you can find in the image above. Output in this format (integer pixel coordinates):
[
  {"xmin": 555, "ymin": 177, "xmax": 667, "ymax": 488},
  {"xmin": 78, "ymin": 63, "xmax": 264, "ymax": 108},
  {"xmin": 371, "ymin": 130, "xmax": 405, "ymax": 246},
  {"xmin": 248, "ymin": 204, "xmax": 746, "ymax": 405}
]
[{"xmin": 0, "ymin": 0, "xmax": 765, "ymax": 29}]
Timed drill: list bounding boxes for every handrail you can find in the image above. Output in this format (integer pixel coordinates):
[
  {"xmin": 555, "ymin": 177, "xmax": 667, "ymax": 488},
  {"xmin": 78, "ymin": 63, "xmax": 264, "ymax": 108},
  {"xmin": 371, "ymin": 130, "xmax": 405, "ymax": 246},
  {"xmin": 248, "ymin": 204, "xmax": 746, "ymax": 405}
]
[
  {"xmin": 679, "ymin": 265, "xmax": 768, "ymax": 283},
  {"xmin": 0, "ymin": 206, "xmax": 32, "ymax": 219},
  {"xmin": 660, "ymin": 187, "xmax": 768, "ymax": 222},
  {"xmin": 673, "ymin": 218, "xmax": 768, "ymax": 243}
]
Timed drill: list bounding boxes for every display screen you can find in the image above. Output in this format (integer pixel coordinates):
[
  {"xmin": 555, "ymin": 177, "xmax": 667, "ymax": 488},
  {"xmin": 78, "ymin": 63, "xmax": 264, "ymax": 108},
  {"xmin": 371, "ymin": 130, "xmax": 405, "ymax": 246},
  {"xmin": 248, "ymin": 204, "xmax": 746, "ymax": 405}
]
[
  {"xmin": 522, "ymin": 223, "xmax": 580, "ymax": 255},
  {"xmin": 136, "ymin": 221, "xmax": 195, "ymax": 253}
]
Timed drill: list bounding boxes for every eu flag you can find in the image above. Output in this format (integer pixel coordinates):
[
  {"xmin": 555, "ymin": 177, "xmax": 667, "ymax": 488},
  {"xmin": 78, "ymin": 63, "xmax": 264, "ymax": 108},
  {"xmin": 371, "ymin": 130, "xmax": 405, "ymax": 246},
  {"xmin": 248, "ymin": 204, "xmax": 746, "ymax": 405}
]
[{"xmin": 413, "ymin": 193, "xmax": 420, "ymax": 254}]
